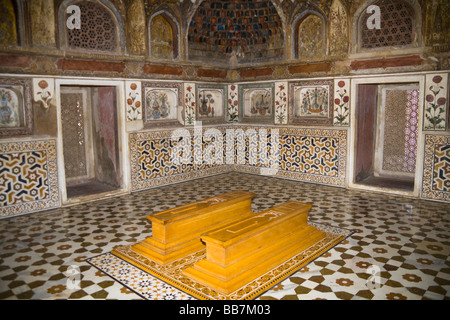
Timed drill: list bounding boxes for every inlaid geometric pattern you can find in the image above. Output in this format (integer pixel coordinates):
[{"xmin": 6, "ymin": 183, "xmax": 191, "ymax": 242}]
[
  {"xmin": 432, "ymin": 144, "xmax": 450, "ymax": 192},
  {"xmin": 130, "ymin": 127, "xmax": 347, "ymax": 192},
  {"xmin": 234, "ymin": 127, "xmax": 347, "ymax": 187},
  {"xmin": 280, "ymin": 135, "xmax": 339, "ymax": 176},
  {"xmin": 0, "ymin": 139, "xmax": 60, "ymax": 218},
  {"xmin": 129, "ymin": 129, "xmax": 229, "ymax": 192},
  {"xmin": 404, "ymin": 89, "xmax": 419, "ymax": 173},
  {"xmin": 422, "ymin": 134, "xmax": 450, "ymax": 202},
  {"xmin": 279, "ymin": 128, "xmax": 346, "ymax": 186},
  {"xmin": 1, "ymin": 172, "xmax": 449, "ymax": 300}
]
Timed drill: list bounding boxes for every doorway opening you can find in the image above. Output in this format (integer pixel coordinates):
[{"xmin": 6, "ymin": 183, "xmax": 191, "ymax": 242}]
[
  {"xmin": 354, "ymin": 83, "xmax": 420, "ymax": 192},
  {"xmin": 60, "ymin": 86, "xmax": 121, "ymax": 199}
]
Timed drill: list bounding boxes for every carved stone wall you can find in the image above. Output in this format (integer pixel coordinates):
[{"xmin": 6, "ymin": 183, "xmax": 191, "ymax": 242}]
[{"xmin": 0, "ymin": 0, "xmax": 448, "ymax": 81}]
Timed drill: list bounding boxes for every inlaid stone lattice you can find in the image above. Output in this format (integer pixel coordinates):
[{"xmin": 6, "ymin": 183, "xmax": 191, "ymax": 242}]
[
  {"xmin": 66, "ymin": 1, "xmax": 118, "ymax": 53},
  {"xmin": 361, "ymin": 0, "xmax": 415, "ymax": 49}
]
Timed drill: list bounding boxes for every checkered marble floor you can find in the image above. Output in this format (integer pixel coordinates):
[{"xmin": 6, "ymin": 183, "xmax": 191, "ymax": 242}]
[{"xmin": 1, "ymin": 172, "xmax": 449, "ymax": 300}]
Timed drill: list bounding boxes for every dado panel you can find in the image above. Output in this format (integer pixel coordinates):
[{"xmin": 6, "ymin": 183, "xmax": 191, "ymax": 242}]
[
  {"xmin": 0, "ymin": 139, "xmax": 60, "ymax": 218},
  {"xmin": 422, "ymin": 134, "xmax": 450, "ymax": 202},
  {"xmin": 129, "ymin": 126, "xmax": 347, "ymax": 192}
]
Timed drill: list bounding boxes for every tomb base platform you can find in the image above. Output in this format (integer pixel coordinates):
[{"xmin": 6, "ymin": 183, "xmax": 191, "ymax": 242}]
[{"xmin": 108, "ymin": 221, "xmax": 352, "ymax": 300}]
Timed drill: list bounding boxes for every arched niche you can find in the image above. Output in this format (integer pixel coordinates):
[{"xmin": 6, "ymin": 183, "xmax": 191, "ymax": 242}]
[
  {"xmin": 149, "ymin": 11, "xmax": 180, "ymax": 60},
  {"xmin": 58, "ymin": 0, "xmax": 126, "ymax": 54},
  {"xmin": 352, "ymin": 0, "xmax": 422, "ymax": 53},
  {"xmin": 292, "ymin": 10, "xmax": 326, "ymax": 59}
]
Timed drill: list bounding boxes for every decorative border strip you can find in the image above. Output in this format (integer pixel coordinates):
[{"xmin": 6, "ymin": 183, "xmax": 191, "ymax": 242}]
[{"xmin": 421, "ymin": 134, "xmax": 450, "ymax": 202}]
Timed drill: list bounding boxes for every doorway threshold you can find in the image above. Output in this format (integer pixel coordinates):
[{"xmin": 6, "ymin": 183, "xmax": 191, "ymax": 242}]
[
  {"xmin": 63, "ymin": 186, "xmax": 129, "ymax": 207},
  {"xmin": 357, "ymin": 175, "xmax": 415, "ymax": 192},
  {"xmin": 349, "ymin": 181, "xmax": 417, "ymax": 199}
]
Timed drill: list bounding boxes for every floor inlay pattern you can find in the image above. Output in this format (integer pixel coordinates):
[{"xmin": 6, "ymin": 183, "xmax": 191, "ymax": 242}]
[{"xmin": 0, "ymin": 172, "xmax": 449, "ymax": 300}]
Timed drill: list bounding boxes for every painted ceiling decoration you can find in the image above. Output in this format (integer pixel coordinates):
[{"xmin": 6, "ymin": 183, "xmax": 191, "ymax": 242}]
[{"xmin": 188, "ymin": 0, "xmax": 285, "ymax": 63}]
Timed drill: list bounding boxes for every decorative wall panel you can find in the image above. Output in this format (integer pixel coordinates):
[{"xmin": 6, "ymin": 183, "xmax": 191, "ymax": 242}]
[
  {"xmin": 129, "ymin": 129, "xmax": 230, "ymax": 191},
  {"xmin": 142, "ymin": 82, "xmax": 182, "ymax": 128},
  {"xmin": 233, "ymin": 127, "xmax": 347, "ymax": 187},
  {"xmin": 184, "ymin": 83, "xmax": 196, "ymax": 125},
  {"xmin": 150, "ymin": 14, "xmax": 175, "ymax": 60},
  {"xmin": 275, "ymin": 82, "xmax": 288, "ymax": 125},
  {"xmin": 196, "ymin": 84, "xmax": 227, "ymax": 124},
  {"xmin": 227, "ymin": 84, "xmax": 239, "ymax": 122},
  {"xmin": 0, "ymin": 0, "xmax": 18, "ymax": 47},
  {"xmin": 0, "ymin": 86, "xmax": 23, "ymax": 128},
  {"xmin": 289, "ymin": 80, "xmax": 334, "ymax": 126},
  {"xmin": 0, "ymin": 77, "xmax": 32, "ymax": 137},
  {"xmin": 130, "ymin": 126, "xmax": 347, "ymax": 192},
  {"xmin": 297, "ymin": 14, "xmax": 324, "ymax": 59},
  {"xmin": 0, "ymin": 139, "xmax": 60, "ymax": 218},
  {"xmin": 424, "ymin": 74, "xmax": 448, "ymax": 131},
  {"xmin": 379, "ymin": 86, "xmax": 419, "ymax": 175},
  {"xmin": 126, "ymin": 81, "xmax": 142, "ymax": 121},
  {"xmin": 422, "ymin": 134, "xmax": 450, "ymax": 202},
  {"xmin": 333, "ymin": 79, "xmax": 350, "ymax": 126},
  {"xmin": 33, "ymin": 78, "xmax": 54, "ymax": 109},
  {"xmin": 239, "ymin": 83, "xmax": 274, "ymax": 123},
  {"xmin": 329, "ymin": 0, "xmax": 349, "ymax": 56}
]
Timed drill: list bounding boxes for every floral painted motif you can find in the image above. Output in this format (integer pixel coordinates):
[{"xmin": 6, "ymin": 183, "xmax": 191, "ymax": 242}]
[
  {"xmin": 275, "ymin": 82, "xmax": 288, "ymax": 125},
  {"xmin": 196, "ymin": 85, "xmax": 226, "ymax": 124},
  {"xmin": 333, "ymin": 79, "xmax": 350, "ymax": 126},
  {"xmin": 33, "ymin": 78, "xmax": 54, "ymax": 109},
  {"xmin": 424, "ymin": 74, "xmax": 448, "ymax": 131},
  {"xmin": 126, "ymin": 81, "xmax": 142, "ymax": 121},
  {"xmin": 184, "ymin": 83, "xmax": 196, "ymax": 125},
  {"xmin": 227, "ymin": 84, "xmax": 239, "ymax": 122}
]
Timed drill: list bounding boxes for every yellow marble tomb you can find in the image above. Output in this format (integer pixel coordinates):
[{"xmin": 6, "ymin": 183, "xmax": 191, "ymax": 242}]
[
  {"xmin": 182, "ymin": 201, "xmax": 326, "ymax": 294},
  {"xmin": 131, "ymin": 190, "xmax": 256, "ymax": 264}
]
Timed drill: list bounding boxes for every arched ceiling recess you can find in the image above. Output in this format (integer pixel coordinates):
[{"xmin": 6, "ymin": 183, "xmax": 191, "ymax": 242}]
[{"xmin": 187, "ymin": 0, "xmax": 285, "ymax": 64}]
